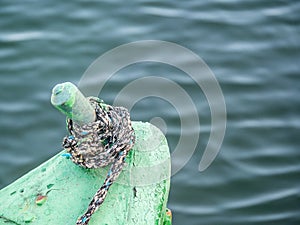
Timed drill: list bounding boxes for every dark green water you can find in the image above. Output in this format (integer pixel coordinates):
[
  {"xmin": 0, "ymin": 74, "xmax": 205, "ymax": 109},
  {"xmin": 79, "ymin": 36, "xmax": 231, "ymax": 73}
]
[{"xmin": 0, "ymin": 1, "xmax": 299, "ymax": 224}]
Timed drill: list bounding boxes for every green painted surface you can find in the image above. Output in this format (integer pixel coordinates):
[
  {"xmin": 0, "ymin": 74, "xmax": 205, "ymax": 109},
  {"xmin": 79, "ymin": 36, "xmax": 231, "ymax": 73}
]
[
  {"xmin": 163, "ymin": 209, "xmax": 172, "ymax": 225},
  {"xmin": 0, "ymin": 122, "xmax": 171, "ymax": 225}
]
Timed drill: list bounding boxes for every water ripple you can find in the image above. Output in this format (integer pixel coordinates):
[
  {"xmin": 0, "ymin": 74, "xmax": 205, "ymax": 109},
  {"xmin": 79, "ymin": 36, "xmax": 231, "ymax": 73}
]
[{"xmin": 0, "ymin": 0, "xmax": 299, "ymax": 224}]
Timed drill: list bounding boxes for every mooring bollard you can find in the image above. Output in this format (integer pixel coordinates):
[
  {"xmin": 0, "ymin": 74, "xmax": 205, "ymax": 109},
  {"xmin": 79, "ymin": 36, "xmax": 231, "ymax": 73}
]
[
  {"xmin": 0, "ymin": 82, "xmax": 172, "ymax": 225},
  {"xmin": 51, "ymin": 82, "xmax": 96, "ymax": 125}
]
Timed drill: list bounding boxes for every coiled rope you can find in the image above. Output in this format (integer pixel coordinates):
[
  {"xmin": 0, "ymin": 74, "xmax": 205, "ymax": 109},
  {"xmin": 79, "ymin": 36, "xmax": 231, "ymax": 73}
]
[{"xmin": 62, "ymin": 97, "xmax": 135, "ymax": 225}]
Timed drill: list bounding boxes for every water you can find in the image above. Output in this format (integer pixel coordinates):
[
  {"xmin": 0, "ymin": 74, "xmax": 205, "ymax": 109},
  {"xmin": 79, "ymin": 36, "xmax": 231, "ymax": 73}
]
[{"xmin": 0, "ymin": 0, "xmax": 299, "ymax": 224}]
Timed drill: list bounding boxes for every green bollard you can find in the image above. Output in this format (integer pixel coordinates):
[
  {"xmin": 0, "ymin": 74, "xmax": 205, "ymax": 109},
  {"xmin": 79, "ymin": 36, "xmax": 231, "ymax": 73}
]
[
  {"xmin": 51, "ymin": 82, "xmax": 96, "ymax": 125},
  {"xmin": 0, "ymin": 83, "xmax": 172, "ymax": 225}
]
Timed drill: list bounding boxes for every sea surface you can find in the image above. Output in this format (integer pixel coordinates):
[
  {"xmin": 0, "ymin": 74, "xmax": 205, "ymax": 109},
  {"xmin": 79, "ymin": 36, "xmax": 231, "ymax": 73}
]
[{"xmin": 0, "ymin": 1, "xmax": 299, "ymax": 225}]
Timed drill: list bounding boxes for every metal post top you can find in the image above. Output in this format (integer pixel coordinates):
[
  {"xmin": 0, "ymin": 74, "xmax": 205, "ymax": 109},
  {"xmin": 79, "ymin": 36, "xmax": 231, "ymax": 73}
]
[{"xmin": 51, "ymin": 82, "xmax": 96, "ymax": 125}]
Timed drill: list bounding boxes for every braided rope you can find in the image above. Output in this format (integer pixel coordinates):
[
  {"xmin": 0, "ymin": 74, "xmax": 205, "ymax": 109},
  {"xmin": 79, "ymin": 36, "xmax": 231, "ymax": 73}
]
[{"xmin": 62, "ymin": 97, "xmax": 135, "ymax": 225}]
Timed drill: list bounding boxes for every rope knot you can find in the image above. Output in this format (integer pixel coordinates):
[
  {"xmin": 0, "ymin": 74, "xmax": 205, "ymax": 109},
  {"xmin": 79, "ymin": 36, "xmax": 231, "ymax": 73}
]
[
  {"xmin": 62, "ymin": 97, "xmax": 135, "ymax": 225},
  {"xmin": 63, "ymin": 97, "xmax": 135, "ymax": 168}
]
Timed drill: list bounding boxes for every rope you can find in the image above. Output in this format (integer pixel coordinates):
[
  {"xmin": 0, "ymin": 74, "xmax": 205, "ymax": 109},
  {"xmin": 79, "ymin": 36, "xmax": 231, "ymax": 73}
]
[{"xmin": 62, "ymin": 97, "xmax": 135, "ymax": 225}]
